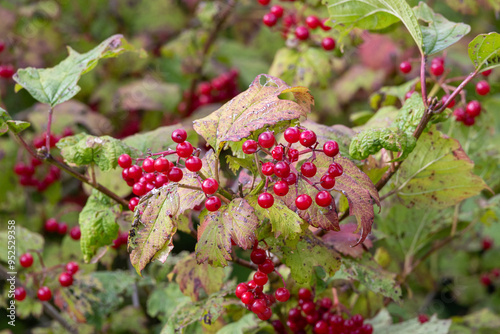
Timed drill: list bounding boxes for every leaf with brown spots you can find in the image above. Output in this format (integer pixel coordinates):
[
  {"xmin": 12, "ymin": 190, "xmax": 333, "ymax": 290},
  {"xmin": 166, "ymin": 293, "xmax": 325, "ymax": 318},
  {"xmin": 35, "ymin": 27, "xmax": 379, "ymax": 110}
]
[
  {"xmin": 129, "ymin": 184, "xmax": 179, "ymax": 275},
  {"xmin": 468, "ymin": 32, "xmax": 500, "ymax": 72},
  {"xmin": 192, "ymin": 74, "xmax": 313, "ymax": 154},
  {"xmin": 392, "ymin": 129, "xmax": 489, "ymax": 208},
  {"xmin": 196, "ymin": 198, "xmax": 258, "ymax": 267},
  {"xmin": 173, "ymin": 254, "xmax": 225, "ymax": 302},
  {"xmin": 322, "ymin": 223, "xmax": 373, "ymax": 258}
]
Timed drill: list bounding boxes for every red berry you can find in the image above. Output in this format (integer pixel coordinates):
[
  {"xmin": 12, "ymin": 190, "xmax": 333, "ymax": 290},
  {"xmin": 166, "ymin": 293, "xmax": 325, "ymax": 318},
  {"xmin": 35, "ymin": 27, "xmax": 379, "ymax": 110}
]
[
  {"xmin": 301, "ymin": 162, "xmax": 317, "ymax": 178},
  {"xmin": 344, "ymin": 319, "xmax": 355, "ymax": 331},
  {"xmin": 323, "ymin": 141, "xmax": 339, "ymax": 157},
  {"xmin": 299, "ymin": 130, "xmax": 317, "ymax": 147},
  {"xmin": 14, "ymin": 287, "xmax": 26, "ymax": 301},
  {"xmin": 254, "ymin": 271, "xmax": 269, "ymax": 286},
  {"xmin": 205, "ymin": 196, "xmax": 222, "ymax": 212},
  {"xmin": 272, "ymin": 146, "xmax": 284, "ymax": 160},
  {"xmin": 258, "ymin": 131, "xmax": 275, "ymax": 148},
  {"xmin": 314, "ymin": 320, "xmax": 328, "ymax": 334},
  {"xmin": 263, "ymin": 13, "xmax": 277, "ymax": 27},
  {"xmin": 118, "ymin": 154, "xmax": 132, "ymax": 168},
  {"xmin": 236, "ymin": 283, "xmax": 249, "ymax": 299},
  {"xmin": 251, "ymin": 248, "xmax": 267, "ymax": 264},
  {"xmin": 66, "ymin": 262, "xmax": 79, "ymax": 275},
  {"xmin": 275, "ymin": 287, "xmax": 290, "ymax": 302},
  {"xmin": 441, "ymin": 95, "xmax": 455, "ymax": 109},
  {"xmin": 298, "ymin": 288, "xmax": 312, "ymax": 300},
  {"xmin": 288, "ymin": 307, "xmax": 302, "ymax": 321},
  {"xmin": 306, "ymin": 313, "xmax": 319, "ymax": 324},
  {"xmin": 202, "ymin": 178, "xmax": 219, "ymax": 195},
  {"xmin": 57, "ymin": 222, "xmax": 68, "ymax": 235},
  {"xmin": 399, "ymin": 61, "xmax": 412, "ymax": 74},
  {"xmin": 320, "ymin": 18, "xmax": 332, "ymax": 31},
  {"xmin": 302, "ymin": 300, "xmax": 316, "ymax": 315},
  {"xmin": 492, "ymin": 268, "xmax": 500, "ymax": 277},
  {"xmin": 418, "ymin": 314, "xmax": 429, "ymax": 324},
  {"xmin": 132, "ymin": 182, "xmax": 147, "ymax": 196},
  {"xmin": 430, "ymin": 62, "xmax": 444, "ymax": 76},
  {"xmin": 466, "ymin": 100, "xmax": 481, "ymax": 117},
  {"xmin": 270, "ymin": 5, "xmax": 284, "ymax": 18},
  {"xmin": 155, "ymin": 174, "xmax": 168, "ymax": 188},
  {"xmin": 463, "ymin": 115, "xmax": 475, "ymax": 126},
  {"xmin": 288, "ymin": 148, "xmax": 299, "ymax": 162},
  {"xmin": 241, "ymin": 291, "xmax": 255, "ymax": 305},
  {"xmin": 152, "ymin": 158, "xmax": 168, "ymax": 172},
  {"xmin": 176, "ymin": 141, "xmax": 194, "ymax": 158},
  {"xmin": 0, "ymin": 64, "xmax": 15, "ymax": 78},
  {"xmin": 37, "ymin": 286, "xmax": 52, "ymax": 301},
  {"xmin": 258, "ymin": 259, "xmax": 274, "ymax": 274},
  {"xmin": 483, "ymin": 237, "xmax": 494, "ymax": 251},
  {"xmin": 258, "ymin": 0, "xmax": 270, "ymax": 5},
  {"xmin": 242, "ymin": 140, "xmax": 259, "ymax": 154},
  {"xmin": 481, "ymin": 274, "xmax": 493, "ymax": 286},
  {"xmin": 128, "ymin": 165, "xmax": 142, "ymax": 180},
  {"xmin": 258, "ymin": 307, "xmax": 272, "ymax": 320},
  {"xmin": 59, "ymin": 272, "xmax": 74, "ymax": 287},
  {"xmin": 185, "ymin": 156, "xmax": 202, "ymax": 172},
  {"xmin": 361, "ymin": 323, "xmax": 374, "ymax": 334},
  {"xmin": 282, "ymin": 172, "xmax": 297, "ymax": 185},
  {"xmin": 284, "ymin": 127, "xmax": 301, "ymax": 143},
  {"xmin": 306, "ymin": 15, "xmax": 320, "ymax": 29},
  {"xmin": 352, "ymin": 314, "xmax": 364, "ymax": 327},
  {"xmin": 319, "ymin": 297, "xmax": 332, "ymax": 309},
  {"xmin": 0, "ymin": 41, "xmax": 4, "ymax": 53},
  {"xmin": 20, "ymin": 253, "xmax": 34, "ymax": 268},
  {"xmin": 328, "ymin": 162, "xmax": 343, "ymax": 177},
  {"xmin": 171, "ymin": 129, "xmax": 187, "ymax": 143},
  {"xmin": 273, "ymin": 181, "xmax": 289, "ymax": 196},
  {"xmin": 142, "ymin": 158, "xmax": 155, "ymax": 173},
  {"xmin": 315, "ymin": 191, "xmax": 332, "ymax": 207},
  {"xmin": 295, "ymin": 26, "xmax": 309, "ymax": 40},
  {"xmin": 258, "ymin": 192, "xmax": 274, "ymax": 208},
  {"xmin": 69, "ymin": 226, "xmax": 81, "ymax": 240},
  {"xmin": 167, "ymin": 167, "xmax": 183, "ymax": 182},
  {"xmin": 198, "ymin": 82, "xmax": 212, "ymax": 95},
  {"xmin": 261, "ymin": 162, "xmax": 275, "ymax": 176},
  {"xmin": 44, "ymin": 218, "xmax": 58, "ymax": 233},
  {"xmin": 321, "ymin": 37, "xmax": 336, "ymax": 51},
  {"xmin": 14, "ymin": 162, "xmax": 28, "ymax": 175},
  {"xmin": 329, "ymin": 314, "xmax": 344, "ymax": 327},
  {"xmin": 476, "ymin": 80, "xmax": 490, "ymax": 95},
  {"xmin": 274, "ymin": 161, "xmax": 290, "ymax": 178},
  {"xmin": 296, "ymin": 194, "xmax": 312, "ymax": 210},
  {"xmin": 251, "ymin": 299, "xmax": 267, "ymax": 314},
  {"xmin": 482, "ymin": 69, "xmax": 492, "ymax": 77}
]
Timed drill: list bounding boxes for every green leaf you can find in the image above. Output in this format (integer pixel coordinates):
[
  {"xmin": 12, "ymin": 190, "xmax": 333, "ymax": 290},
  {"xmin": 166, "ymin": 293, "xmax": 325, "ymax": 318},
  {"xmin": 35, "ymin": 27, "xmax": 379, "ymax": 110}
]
[
  {"xmin": 57, "ymin": 133, "xmax": 137, "ymax": 172},
  {"xmin": 0, "ymin": 107, "xmax": 30, "ymax": 136},
  {"xmin": 130, "ymin": 184, "xmax": 180, "ymax": 275},
  {"xmin": 247, "ymin": 195, "xmax": 303, "ymax": 240},
  {"xmin": 468, "ymin": 32, "xmax": 500, "ymax": 72},
  {"xmin": 116, "ymin": 79, "xmax": 181, "ymax": 111},
  {"xmin": 216, "ymin": 314, "xmax": 259, "ymax": 334},
  {"xmin": 392, "ymin": 128, "xmax": 489, "ymax": 208},
  {"xmin": 394, "ymin": 93, "xmax": 426, "ymax": 136},
  {"xmin": 355, "ymin": 106, "xmax": 399, "ymax": 131},
  {"xmin": 454, "ymin": 308, "xmax": 500, "ymax": 331},
  {"xmin": 372, "ymin": 78, "xmax": 419, "ymax": 106},
  {"xmin": 193, "ymin": 74, "xmax": 313, "ymax": 155},
  {"xmin": 226, "ymin": 155, "xmax": 258, "ymax": 175},
  {"xmin": 147, "ymin": 283, "xmax": 190, "ymax": 319},
  {"xmin": 266, "ymin": 231, "xmax": 341, "ymax": 284},
  {"xmin": 324, "ymin": 0, "xmax": 423, "ymax": 53},
  {"xmin": 269, "ymin": 47, "xmax": 331, "ymax": 87},
  {"xmin": 413, "ymin": 2, "xmax": 470, "ymax": 55},
  {"xmin": 0, "ymin": 226, "xmax": 43, "ymax": 264},
  {"xmin": 196, "ymin": 199, "xmax": 258, "ymax": 267},
  {"xmin": 13, "ymin": 35, "xmax": 143, "ymax": 107},
  {"xmin": 349, "ymin": 128, "xmax": 416, "ymax": 161},
  {"xmin": 302, "ymin": 120, "xmax": 355, "ymax": 159},
  {"xmin": 333, "ymin": 258, "xmax": 402, "ymax": 301},
  {"xmin": 367, "ymin": 310, "xmax": 451, "ymax": 333},
  {"xmin": 79, "ymin": 190, "xmax": 121, "ymax": 262},
  {"xmin": 123, "ymin": 124, "xmax": 197, "ymax": 154},
  {"xmin": 173, "ymin": 254, "xmax": 226, "ymax": 301}
]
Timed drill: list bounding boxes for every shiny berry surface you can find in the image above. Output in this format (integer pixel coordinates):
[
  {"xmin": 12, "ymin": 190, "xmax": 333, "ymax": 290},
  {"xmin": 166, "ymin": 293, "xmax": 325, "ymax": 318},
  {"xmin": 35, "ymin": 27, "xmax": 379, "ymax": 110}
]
[
  {"xmin": 66, "ymin": 261, "xmax": 79, "ymax": 275},
  {"xmin": 59, "ymin": 272, "xmax": 74, "ymax": 287},
  {"xmin": 20, "ymin": 253, "xmax": 34, "ymax": 268},
  {"xmin": 273, "ymin": 181, "xmax": 289, "ymax": 196},
  {"xmin": 258, "ymin": 192, "xmax": 274, "ymax": 208},
  {"xmin": 299, "ymin": 130, "xmax": 317, "ymax": 147},
  {"xmin": 242, "ymin": 140, "xmax": 258, "ymax": 154},
  {"xmin": 284, "ymin": 127, "xmax": 301, "ymax": 143},
  {"xmin": 315, "ymin": 191, "xmax": 332, "ymax": 207},
  {"xmin": 205, "ymin": 196, "xmax": 222, "ymax": 211},
  {"xmin": 37, "ymin": 286, "xmax": 52, "ymax": 301},
  {"xmin": 202, "ymin": 178, "xmax": 219, "ymax": 195},
  {"xmin": 399, "ymin": 61, "xmax": 412, "ymax": 74},
  {"xmin": 171, "ymin": 129, "xmax": 187, "ymax": 143},
  {"xmin": 258, "ymin": 131, "xmax": 275, "ymax": 148},
  {"xmin": 301, "ymin": 162, "xmax": 317, "ymax": 178}
]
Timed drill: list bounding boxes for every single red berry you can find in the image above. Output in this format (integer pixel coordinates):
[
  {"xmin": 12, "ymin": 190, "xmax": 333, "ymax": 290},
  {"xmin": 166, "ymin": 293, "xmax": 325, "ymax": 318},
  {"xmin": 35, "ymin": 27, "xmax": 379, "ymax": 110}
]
[
  {"xmin": 320, "ymin": 18, "xmax": 332, "ymax": 31},
  {"xmin": 261, "ymin": 162, "xmax": 275, "ymax": 176},
  {"xmin": 156, "ymin": 174, "xmax": 169, "ymax": 187},
  {"xmin": 235, "ymin": 283, "xmax": 249, "ymax": 299},
  {"xmin": 118, "ymin": 154, "xmax": 132, "ymax": 168},
  {"xmin": 258, "ymin": 259, "xmax": 275, "ymax": 274},
  {"xmin": 492, "ymin": 268, "xmax": 500, "ymax": 277},
  {"xmin": 258, "ymin": 192, "xmax": 274, "ymax": 208},
  {"xmin": 14, "ymin": 162, "xmax": 28, "ymax": 175},
  {"xmin": 258, "ymin": 0, "xmax": 270, "ymax": 5},
  {"xmin": 272, "ymin": 146, "xmax": 284, "ymax": 160},
  {"xmin": 361, "ymin": 323, "xmax": 374, "ymax": 334},
  {"xmin": 321, "ymin": 37, "xmax": 336, "ymax": 51},
  {"xmin": 202, "ymin": 178, "xmax": 219, "ymax": 195},
  {"xmin": 132, "ymin": 182, "xmax": 147, "ymax": 196},
  {"xmin": 153, "ymin": 158, "xmax": 169, "ymax": 172},
  {"xmin": 19, "ymin": 253, "xmax": 34, "ymax": 268},
  {"xmin": 263, "ymin": 13, "xmax": 277, "ymax": 27},
  {"xmin": 59, "ymin": 272, "xmax": 74, "ymax": 287},
  {"xmin": 275, "ymin": 287, "xmax": 290, "ymax": 302},
  {"xmin": 122, "ymin": 168, "xmax": 131, "ymax": 181},
  {"xmin": 315, "ymin": 191, "xmax": 332, "ymax": 207},
  {"xmin": 31, "ymin": 157, "xmax": 42, "ymax": 167},
  {"xmin": 466, "ymin": 100, "xmax": 481, "ymax": 117},
  {"xmin": 258, "ymin": 131, "xmax": 275, "ymax": 148},
  {"xmin": 329, "ymin": 314, "xmax": 344, "ymax": 327},
  {"xmin": 270, "ymin": 5, "xmax": 284, "ymax": 18},
  {"xmin": 323, "ymin": 141, "xmax": 339, "ymax": 157},
  {"xmin": 242, "ymin": 140, "xmax": 259, "ymax": 154},
  {"xmin": 205, "ymin": 196, "xmax": 222, "ymax": 211},
  {"xmin": 314, "ymin": 320, "xmax": 328, "ymax": 334},
  {"xmin": 352, "ymin": 314, "xmax": 364, "ymax": 327},
  {"xmin": 241, "ymin": 291, "xmax": 255, "ymax": 305},
  {"xmin": 258, "ymin": 307, "xmax": 272, "ymax": 320},
  {"xmin": 298, "ymin": 288, "xmax": 312, "ymax": 300},
  {"xmin": 142, "ymin": 158, "xmax": 155, "ymax": 173},
  {"xmin": 319, "ymin": 297, "xmax": 333, "ymax": 310},
  {"xmin": 44, "ymin": 218, "xmax": 59, "ymax": 233},
  {"xmin": 282, "ymin": 172, "xmax": 297, "ymax": 185},
  {"xmin": 483, "ymin": 237, "xmax": 494, "ymax": 251},
  {"xmin": 482, "ymin": 69, "xmax": 492, "ymax": 77},
  {"xmin": 57, "ymin": 222, "xmax": 68, "ymax": 235},
  {"xmin": 176, "ymin": 141, "xmax": 194, "ymax": 158},
  {"xmin": 274, "ymin": 161, "xmax": 290, "ymax": 178},
  {"xmin": 0, "ymin": 41, "xmax": 4, "ymax": 53},
  {"xmin": 185, "ymin": 156, "xmax": 202, "ymax": 172},
  {"xmin": 481, "ymin": 274, "xmax": 493, "ymax": 286},
  {"xmin": 198, "ymin": 82, "xmax": 212, "ymax": 95},
  {"xmin": 251, "ymin": 299, "xmax": 267, "ymax": 314},
  {"xmin": 328, "ymin": 162, "xmax": 343, "ymax": 177},
  {"xmin": 288, "ymin": 148, "xmax": 299, "ymax": 162},
  {"xmin": 167, "ymin": 167, "xmax": 183, "ymax": 182},
  {"xmin": 344, "ymin": 319, "xmax": 355, "ymax": 331},
  {"xmin": 306, "ymin": 15, "xmax": 320, "ymax": 29},
  {"xmin": 441, "ymin": 95, "xmax": 455, "ymax": 109},
  {"xmin": 37, "ymin": 286, "xmax": 52, "ymax": 301},
  {"xmin": 301, "ymin": 162, "xmax": 317, "ymax": 178},
  {"xmin": 14, "ymin": 287, "xmax": 26, "ymax": 301},
  {"xmin": 476, "ymin": 80, "xmax": 490, "ymax": 95},
  {"xmin": 0, "ymin": 64, "xmax": 15, "ymax": 78},
  {"xmin": 128, "ymin": 165, "xmax": 142, "ymax": 180},
  {"xmin": 432, "ymin": 57, "xmax": 445, "ymax": 66},
  {"xmin": 463, "ymin": 115, "xmax": 475, "ymax": 126},
  {"xmin": 418, "ymin": 314, "xmax": 429, "ymax": 324},
  {"xmin": 273, "ymin": 181, "xmax": 289, "ymax": 196},
  {"xmin": 284, "ymin": 127, "xmax": 301, "ymax": 143},
  {"xmin": 69, "ymin": 226, "xmax": 81, "ymax": 240},
  {"xmin": 144, "ymin": 173, "xmax": 156, "ymax": 183},
  {"xmin": 399, "ymin": 61, "xmax": 412, "ymax": 74},
  {"xmin": 299, "ymin": 130, "xmax": 317, "ymax": 147},
  {"xmin": 66, "ymin": 262, "xmax": 79, "ymax": 275},
  {"xmin": 430, "ymin": 62, "xmax": 444, "ymax": 76},
  {"xmin": 306, "ymin": 313, "xmax": 319, "ymax": 324},
  {"xmin": 247, "ymin": 280, "xmax": 258, "ymax": 290},
  {"xmin": 171, "ymin": 129, "xmax": 187, "ymax": 143},
  {"xmin": 295, "ymin": 26, "xmax": 309, "ymax": 40},
  {"xmin": 296, "ymin": 194, "xmax": 312, "ymax": 210},
  {"xmin": 254, "ymin": 271, "xmax": 269, "ymax": 286},
  {"xmin": 302, "ymin": 300, "xmax": 316, "ymax": 315},
  {"xmin": 251, "ymin": 248, "xmax": 267, "ymax": 264}
]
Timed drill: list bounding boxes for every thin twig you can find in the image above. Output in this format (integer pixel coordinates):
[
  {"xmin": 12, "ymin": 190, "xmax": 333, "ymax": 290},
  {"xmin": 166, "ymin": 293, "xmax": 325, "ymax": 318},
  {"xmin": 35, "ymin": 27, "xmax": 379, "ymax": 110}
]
[
  {"xmin": 420, "ymin": 54, "xmax": 428, "ymax": 107},
  {"xmin": 46, "ymin": 107, "xmax": 54, "ymax": 150},
  {"xmin": 231, "ymin": 253, "xmax": 257, "ymax": 270}
]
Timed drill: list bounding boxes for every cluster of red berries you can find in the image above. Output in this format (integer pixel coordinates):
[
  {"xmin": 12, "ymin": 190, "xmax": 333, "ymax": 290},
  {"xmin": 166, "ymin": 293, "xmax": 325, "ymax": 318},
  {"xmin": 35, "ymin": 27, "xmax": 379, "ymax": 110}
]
[
  {"xmin": 0, "ymin": 40, "xmax": 15, "ymax": 79},
  {"xmin": 480, "ymin": 268, "xmax": 500, "ymax": 288},
  {"xmin": 242, "ymin": 127, "xmax": 342, "ymax": 211},
  {"xmin": 15, "ymin": 252, "xmax": 79, "ymax": 302},
  {"xmin": 272, "ymin": 289, "xmax": 373, "ymax": 334},
  {"xmin": 257, "ymin": 1, "xmax": 336, "ymax": 51},
  {"xmin": 453, "ymin": 100, "xmax": 483, "ymax": 126},
  {"xmin": 178, "ymin": 69, "xmax": 239, "ymax": 115},
  {"xmin": 44, "ymin": 218, "xmax": 81, "ymax": 240},
  {"xmin": 235, "ymin": 244, "xmax": 290, "ymax": 321}
]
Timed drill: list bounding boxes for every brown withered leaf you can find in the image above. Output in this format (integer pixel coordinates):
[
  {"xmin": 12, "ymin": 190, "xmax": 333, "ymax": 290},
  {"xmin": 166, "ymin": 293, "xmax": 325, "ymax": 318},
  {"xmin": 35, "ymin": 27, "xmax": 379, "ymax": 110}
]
[{"xmin": 322, "ymin": 223, "xmax": 373, "ymax": 258}]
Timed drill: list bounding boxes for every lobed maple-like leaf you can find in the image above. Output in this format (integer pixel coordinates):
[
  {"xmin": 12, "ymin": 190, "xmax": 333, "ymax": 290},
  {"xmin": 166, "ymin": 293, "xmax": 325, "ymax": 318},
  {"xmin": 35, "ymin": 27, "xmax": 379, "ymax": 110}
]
[
  {"xmin": 193, "ymin": 74, "xmax": 313, "ymax": 155},
  {"xmin": 129, "ymin": 184, "xmax": 180, "ymax": 275}
]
